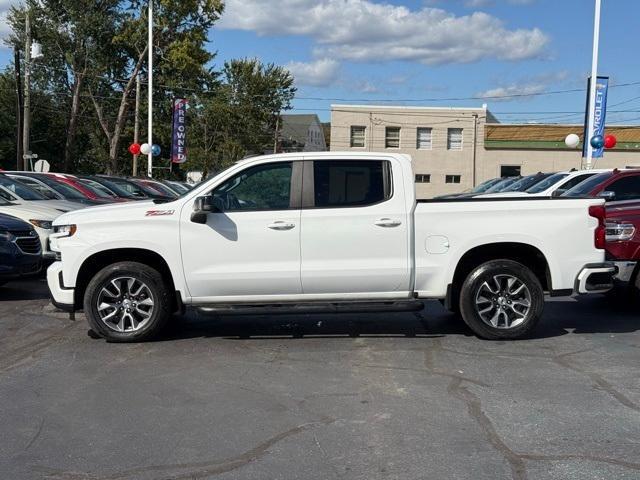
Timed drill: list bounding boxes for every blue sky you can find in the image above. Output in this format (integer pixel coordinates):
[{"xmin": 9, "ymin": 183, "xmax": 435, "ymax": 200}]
[
  {"xmin": 212, "ymin": 0, "xmax": 640, "ymax": 124},
  {"xmin": 1, "ymin": 0, "xmax": 639, "ymax": 124}
]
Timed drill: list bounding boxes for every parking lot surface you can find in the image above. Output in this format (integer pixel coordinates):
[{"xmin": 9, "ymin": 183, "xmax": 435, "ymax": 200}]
[{"xmin": 1, "ymin": 279, "xmax": 639, "ymax": 480}]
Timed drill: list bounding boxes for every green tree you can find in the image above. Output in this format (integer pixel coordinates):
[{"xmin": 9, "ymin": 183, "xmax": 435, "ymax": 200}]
[{"xmin": 188, "ymin": 58, "xmax": 296, "ymax": 175}]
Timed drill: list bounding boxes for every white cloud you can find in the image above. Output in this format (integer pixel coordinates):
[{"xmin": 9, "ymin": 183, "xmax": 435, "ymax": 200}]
[
  {"xmin": 476, "ymin": 83, "xmax": 545, "ymax": 101},
  {"xmin": 476, "ymin": 71, "xmax": 569, "ymax": 101},
  {"xmin": 0, "ymin": 0, "xmax": 15, "ymax": 42},
  {"xmin": 219, "ymin": 0, "xmax": 549, "ymax": 66},
  {"xmin": 285, "ymin": 58, "xmax": 340, "ymax": 87}
]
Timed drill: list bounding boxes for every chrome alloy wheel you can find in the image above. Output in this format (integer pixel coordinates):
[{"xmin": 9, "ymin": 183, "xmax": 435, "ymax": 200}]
[
  {"xmin": 474, "ymin": 274, "xmax": 532, "ymax": 329},
  {"xmin": 96, "ymin": 277, "xmax": 154, "ymax": 332}
]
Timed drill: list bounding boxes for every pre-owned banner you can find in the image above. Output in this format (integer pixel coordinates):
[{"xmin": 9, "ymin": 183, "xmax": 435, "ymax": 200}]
[
  {"xmin": 171, "ymin": 98, "xmax": 188, "ymax": 164},
  {"xmin": 582, "ymin": 76, "xmax": 609, "ymax": 158}
]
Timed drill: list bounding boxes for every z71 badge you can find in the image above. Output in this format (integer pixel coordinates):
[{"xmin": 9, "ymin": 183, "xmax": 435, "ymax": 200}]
[{"xmin": 145, "ymin": 209, "xmax": 175, "ymax": 217}]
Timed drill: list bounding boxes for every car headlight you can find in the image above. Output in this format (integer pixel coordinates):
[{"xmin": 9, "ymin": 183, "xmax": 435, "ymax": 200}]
[
  {"xmin": 30, "ymin": 219, "xmax": 53, "ymax": 230},
  {"xmin": 53, "ymin": 224, "xmax": 77, "ymax": 238},
  {"xmin": 0, "ymin": 230, "xmax": 14, "ymax": 242}
]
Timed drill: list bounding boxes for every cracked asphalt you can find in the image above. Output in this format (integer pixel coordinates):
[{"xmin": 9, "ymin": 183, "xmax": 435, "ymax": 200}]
[{"xmin": 1, "ymin": 279, "xmax": 639, "ymax": 480}]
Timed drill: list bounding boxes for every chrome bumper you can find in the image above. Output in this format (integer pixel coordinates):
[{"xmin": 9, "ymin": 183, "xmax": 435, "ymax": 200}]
[
  {"xmin": 575, "ymin": 263, "xmax": 617, "ymax": 294},
  {"xmin": 612, "ymin": 261, "xmax": 637, "ymax": 283}
]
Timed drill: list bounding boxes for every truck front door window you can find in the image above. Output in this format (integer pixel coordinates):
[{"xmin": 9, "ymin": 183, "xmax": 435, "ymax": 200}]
[{"xmin": 213, "ymin": 162, "xmax": 293, "ymax": 211}]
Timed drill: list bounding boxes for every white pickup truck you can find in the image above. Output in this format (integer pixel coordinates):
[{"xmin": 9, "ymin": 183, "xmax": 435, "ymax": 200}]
[{"xmin": 47, "ymin": 152, "xmax": 615, "ymax": 342}]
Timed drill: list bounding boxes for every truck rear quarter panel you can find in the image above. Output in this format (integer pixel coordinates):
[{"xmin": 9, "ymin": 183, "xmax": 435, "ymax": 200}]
[{"xmin": 413, "ymin": 198, "xmax": 605, "ymax": 298}]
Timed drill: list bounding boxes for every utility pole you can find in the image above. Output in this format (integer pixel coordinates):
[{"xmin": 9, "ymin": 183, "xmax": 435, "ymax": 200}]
[
  {"xmin": 133, "ymin": 73, "xmax": 141, "ymax": 176},
  {"xmin": 273, "ymin": 114, "xmax": 280, "ymax": 153},
  {"xmin": 585, "ymin": 0, "xmax": 602, "ymax": 170},
  {"xmin": 14, "ymin": 47, "xmax": 23, "ymax": 171},
  {"xmin": 22, "ymin": 10, "xmax": 31, "ymax": 171},
  {"xmin": 147, "ymin": 0, "xmax": 153, "ymax": 178},
  {"xmin": 472, "ymin": 113, "xmax": 478, "ymax": 187}
]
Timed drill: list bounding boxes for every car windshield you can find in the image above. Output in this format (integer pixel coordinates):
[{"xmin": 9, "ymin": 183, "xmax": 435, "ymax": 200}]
[
  {"xmin": 97, "ymin": 178, "xmax": 145, "ymax": 198},
  {"xmin": 484, "ymin": 177, "xmax": 519, "ymax": 193},
  {"xmin": 469, "ymin": 178, "xmax": 503, "ymax": 193},
  {"xmin": 142, "ymin": 181, "xmax": 178, "ymax": 197},
  {"xmin": 562, "ymin": 172, "xmax": 614, "ymax": 197},
  {"xmin": 502, "ymin": 174, "xmax": 552, "ymax": 192},
  {"xmin": 35, "ymin": 176, "xmax": 88, "ymax": 199},
  {"xmin": 75, "ymin": 179, "xmax": 114, "ymax": 198},
  {"xmin": 525, "ymin": 173, "xmax": 568, "ymax": 193},
  {"xmin": 0, "ymin": 176, "xmax": 47, "ymax": 200}
]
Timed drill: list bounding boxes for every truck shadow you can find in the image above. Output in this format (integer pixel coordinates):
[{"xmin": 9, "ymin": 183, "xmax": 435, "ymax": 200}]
[{"xmin": 155, "ymin": 296, "xmax": 639, "ymax": 342}]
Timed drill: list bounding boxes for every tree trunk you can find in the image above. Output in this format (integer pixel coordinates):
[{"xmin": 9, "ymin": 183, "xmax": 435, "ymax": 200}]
[
  {"xmin": 90, "ymin": 45, "xmax": 148, "ymax": 174},
  {"xmin": 63, "ymin": 73, "xmax": 83, "ymax": 172}
]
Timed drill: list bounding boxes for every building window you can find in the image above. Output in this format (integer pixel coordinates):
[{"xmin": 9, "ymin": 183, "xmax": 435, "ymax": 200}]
[
  {"xmin": 500, "ymin": 165, "xmax": 521, "ymax": 177},
  {"xmin": 445, "ymin": 175, "xmax": 461, "ymax": 184},
  {"xmin": 385, "ymin": 127, "xmax": 401, "ymax": 148},
  {"xmin": 350, "ymin": 126, "xmax": 366, "ymax": 148},
  {"xmin": 415, "ymin": 174, "xmax": 431, "ymax": 183},
  {"xmin": 447, "ymin": 128, "xmax": 463, "ymax": 150},
  {"xmin": 416, "ymin": 128, "xmax": 432, "ymax": 150}
]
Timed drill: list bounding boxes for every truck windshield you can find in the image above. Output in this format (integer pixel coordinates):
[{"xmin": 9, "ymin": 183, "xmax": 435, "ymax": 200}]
[
  {"xmin": 525, "ymin": 173, "xmax": 568, "ymax": 193},
  {"xmin": 561, "ymin": 172, "xmax": 614, "ymax": 197}
]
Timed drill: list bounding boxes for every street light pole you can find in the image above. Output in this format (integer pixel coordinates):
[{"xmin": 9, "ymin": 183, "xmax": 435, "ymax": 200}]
[
  {"xmin": 147, "ymin": 0, "xmax": 153, "ymax": 178},
  {"xmin": 585, "ymin": 0, "xmax": 602, "ymax": 170},
  {"xmin": 22, "ymin": 10, "xmax": 31, "ymax": 171}
]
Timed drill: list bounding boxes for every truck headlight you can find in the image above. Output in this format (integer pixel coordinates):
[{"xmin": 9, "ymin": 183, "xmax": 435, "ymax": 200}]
[
  {"xmin": 50, "ymin": 225, "xmax": 77, "ymax": 253},
  {"xmin": 605, "ymin": 222, "xmax": 635, "ymax": 242},
  {"xmin": 53, "ymin": 224, "xmax": 77, "ymax": 238},
  {"xmin": 30, "ymin": 219, "xmax": 53, "ymax": 230}
]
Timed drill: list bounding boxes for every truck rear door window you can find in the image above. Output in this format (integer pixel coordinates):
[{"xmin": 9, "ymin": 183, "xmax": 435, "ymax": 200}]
[{"xmin": 312, "ymin": 160, "xmax": 391, "ymax": 207}]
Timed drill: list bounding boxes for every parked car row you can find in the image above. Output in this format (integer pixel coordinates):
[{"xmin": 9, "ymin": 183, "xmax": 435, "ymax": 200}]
[
  {"xmin": 442, "ymin": 167, "xmax": 640, "ymax": 300},
  {"xmin": 0, "ymin": 171, "xmax": 195, "ymax": 285}
]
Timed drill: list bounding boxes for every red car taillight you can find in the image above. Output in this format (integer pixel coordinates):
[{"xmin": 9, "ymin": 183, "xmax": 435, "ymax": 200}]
[{"xmin": 589, "ymin": 205, "xmax": 606, "ymax": 249}]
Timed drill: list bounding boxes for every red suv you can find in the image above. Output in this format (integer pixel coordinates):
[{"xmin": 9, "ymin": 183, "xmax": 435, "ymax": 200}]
[
  {"xmin": 605, "ymin": 200, "xmax": 640, "ymax": 299},
  {"xmin": 562, "ymin": 169, "xmax": 640, "ymax": 201}
]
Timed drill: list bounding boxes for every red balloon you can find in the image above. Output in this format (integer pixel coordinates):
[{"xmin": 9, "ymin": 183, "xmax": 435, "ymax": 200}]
[
  {"xmin": 604, "ymin": 134, "xmax": 617, "ymax": 149},
  {"xmin": 128, "ymin": 143, "xmax": 141, "ymax": 155}
]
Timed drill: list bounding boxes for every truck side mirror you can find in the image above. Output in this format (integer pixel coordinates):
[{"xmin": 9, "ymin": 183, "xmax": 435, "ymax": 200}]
[
  {"xmin": 598, "ymin": 191, "xmax": 616, "ymax": 201},
  {"xmin": 191, "ymin": 196, "xmax": 218, "ymax": 224},
  {"xmin": 551, "ymin": 189, "xmax": 564, "ymax": 198}
]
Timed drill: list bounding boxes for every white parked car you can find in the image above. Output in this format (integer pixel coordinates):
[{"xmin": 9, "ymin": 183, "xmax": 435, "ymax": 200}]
[
  {"xmin": 478, "ymin": 169, "xmax": 610, "ymax": 198},
  {"xmin": 48, "ymin": 152, "xmax": 615, "ymax": 342},
  {"xmin": 0, "ymin": 197, "xmax": 62, "ymax": 259},
  {"xmin": 0, "ymin": 175, "xmax": 83, "ymax": 212}
]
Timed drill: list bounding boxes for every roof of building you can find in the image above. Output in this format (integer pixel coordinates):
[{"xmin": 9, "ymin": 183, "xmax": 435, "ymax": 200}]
[
  {"xmin": 485, "ymin": 124, "xmax": 640, "ymax": 151},
  {"xmin": 279, "ymin": 114, "xmax": 321, "ymax": 145}
]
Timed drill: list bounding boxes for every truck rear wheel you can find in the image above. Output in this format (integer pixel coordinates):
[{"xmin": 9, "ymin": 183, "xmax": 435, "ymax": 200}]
[
  {"xmin": 83, "ymin": 261, "xmax": 172, "ymax": 342},
  {"xmin": 459, "ymin": 259, "xmax": 544, "ymax": 340}
]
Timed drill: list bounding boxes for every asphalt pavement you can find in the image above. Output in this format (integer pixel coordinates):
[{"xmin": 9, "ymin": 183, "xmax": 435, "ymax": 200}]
[{"xmin": 0, "ymin": 278, "xmax": 639, "ymax": 480}]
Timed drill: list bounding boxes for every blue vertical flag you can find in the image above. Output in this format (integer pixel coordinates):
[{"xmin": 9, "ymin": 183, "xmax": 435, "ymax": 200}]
[
  {"xmin": 171, "ymin": 98, "xmax": 188, "ymax": 164},
  {"xmin": 582, "ymin": 76, "xmax": 609, "ymax": 158}
]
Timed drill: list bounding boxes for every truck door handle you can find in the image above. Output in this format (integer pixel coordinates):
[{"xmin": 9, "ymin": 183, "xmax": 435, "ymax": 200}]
[
  {"xmin": 268, "ymin": 221, "xmax": 296, "ymax": 230},
  {"xmin": 374, "ymin": 218, "xmax": 402, "ymax": 227}
]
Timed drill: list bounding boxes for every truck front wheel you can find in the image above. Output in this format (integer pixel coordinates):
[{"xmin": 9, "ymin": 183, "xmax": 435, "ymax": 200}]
[
  {"xmin": 459, "ymin": 259, "xmax": 544, "ymax": 340},
  {"xmin": 83, "ymin": 261, "xmax": 173, "ymax": 342}
]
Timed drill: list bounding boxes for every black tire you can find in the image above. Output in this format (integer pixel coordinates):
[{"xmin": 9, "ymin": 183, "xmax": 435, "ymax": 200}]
[
  {"xmin": 83, "ymin": 261, "xmax": 173, "ymax": 342},
  {"xmin": 459, "ymin": 259, "xmax": 544, "ymax": 340}
]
